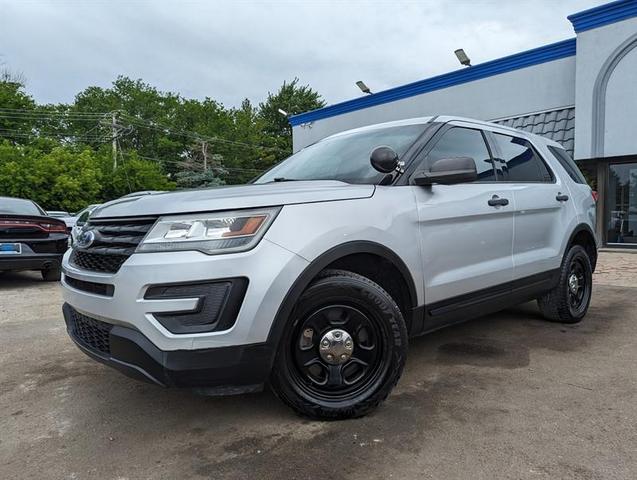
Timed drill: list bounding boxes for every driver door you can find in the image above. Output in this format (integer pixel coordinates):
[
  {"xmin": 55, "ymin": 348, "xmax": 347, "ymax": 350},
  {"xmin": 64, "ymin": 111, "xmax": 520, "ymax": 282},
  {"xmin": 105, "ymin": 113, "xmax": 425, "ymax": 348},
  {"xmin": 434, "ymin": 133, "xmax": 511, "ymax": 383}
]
[{"xmin": 409, "ymin": 123, "xmax": 516, "ymax": 329}]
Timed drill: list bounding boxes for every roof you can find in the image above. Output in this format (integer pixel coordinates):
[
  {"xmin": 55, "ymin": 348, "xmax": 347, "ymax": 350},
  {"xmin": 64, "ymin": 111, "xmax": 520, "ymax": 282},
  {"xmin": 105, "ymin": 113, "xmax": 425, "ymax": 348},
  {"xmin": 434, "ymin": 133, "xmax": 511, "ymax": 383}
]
[
  {"xmin": 492, "ymin": 107, "xmax": 575, "ymax": 156},
  {"xmin": 289, "ymin": 39, "xmax": 576, "ymax": 127},
  {"xmin": 324, "ymin": 116, "xmax": 434, "ymax": 139},
  {"xmin": 568, "ymin": 0, "xmax": 637, "ymax": 33},
  {"xmin": 290, "ymin": 1, "xmax": 637, "ymax": 128}
]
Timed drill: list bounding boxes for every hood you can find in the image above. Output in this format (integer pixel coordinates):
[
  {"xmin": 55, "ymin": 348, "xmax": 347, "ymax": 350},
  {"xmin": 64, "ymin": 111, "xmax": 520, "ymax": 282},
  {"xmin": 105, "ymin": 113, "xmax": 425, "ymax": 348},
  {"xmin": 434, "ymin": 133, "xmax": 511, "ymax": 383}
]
[{"xmin": 92, "ymin": 181, "xmax": 375, "ymax": 218}]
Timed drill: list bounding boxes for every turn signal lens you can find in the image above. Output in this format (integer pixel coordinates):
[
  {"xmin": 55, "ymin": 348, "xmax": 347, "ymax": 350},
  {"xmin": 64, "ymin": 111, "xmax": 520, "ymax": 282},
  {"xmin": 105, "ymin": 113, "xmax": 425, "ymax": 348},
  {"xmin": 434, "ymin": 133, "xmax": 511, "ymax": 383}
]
[{"xmin": 221, "ymin": 216, "xmax": 267, "ymax": 238}]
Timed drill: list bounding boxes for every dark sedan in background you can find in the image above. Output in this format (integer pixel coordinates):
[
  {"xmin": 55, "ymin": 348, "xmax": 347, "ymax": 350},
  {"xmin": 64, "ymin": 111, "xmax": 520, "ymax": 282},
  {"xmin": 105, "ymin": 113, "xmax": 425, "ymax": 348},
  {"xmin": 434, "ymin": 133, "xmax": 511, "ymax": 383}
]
[{"xmin": 0, "ymin": 196, "xmax": 69, "ymax": 281}]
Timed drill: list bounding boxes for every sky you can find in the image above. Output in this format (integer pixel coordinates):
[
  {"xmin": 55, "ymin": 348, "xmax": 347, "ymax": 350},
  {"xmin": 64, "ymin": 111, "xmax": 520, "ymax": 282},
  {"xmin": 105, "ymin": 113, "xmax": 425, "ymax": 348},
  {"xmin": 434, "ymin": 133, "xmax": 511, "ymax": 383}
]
[{"xmin": 0, "ymin": 0, "xmax": 607, "ymax": 111}]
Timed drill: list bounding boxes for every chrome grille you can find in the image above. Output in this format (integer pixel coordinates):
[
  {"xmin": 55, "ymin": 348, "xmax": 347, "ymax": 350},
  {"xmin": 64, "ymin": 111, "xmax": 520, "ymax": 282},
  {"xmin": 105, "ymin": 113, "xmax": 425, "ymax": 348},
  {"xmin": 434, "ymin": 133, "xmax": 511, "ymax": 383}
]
[{"xmin": 70, "ymin": 217, "xmax": 156, "ymax": 273}]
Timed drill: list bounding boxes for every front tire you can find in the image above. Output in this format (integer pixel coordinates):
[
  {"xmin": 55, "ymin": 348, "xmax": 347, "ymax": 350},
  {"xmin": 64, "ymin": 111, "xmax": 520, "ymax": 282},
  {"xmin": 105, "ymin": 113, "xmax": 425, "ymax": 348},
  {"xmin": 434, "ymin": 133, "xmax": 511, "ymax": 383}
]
[
  {"xmin": 537, "ymin": 245, "xmax": 593, "ymax": 323},
  {"xmin": 270, "ymin": 269, "xmax": 408, "ymax": 420}
]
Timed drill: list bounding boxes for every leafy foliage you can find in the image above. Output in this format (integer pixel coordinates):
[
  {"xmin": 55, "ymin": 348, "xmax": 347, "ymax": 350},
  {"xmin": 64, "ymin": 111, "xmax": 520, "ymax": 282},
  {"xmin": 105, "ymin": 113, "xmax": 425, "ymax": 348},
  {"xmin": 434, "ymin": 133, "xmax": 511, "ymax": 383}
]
[
  {"xmin": 0, "ymin": 75, "xmax": 325, "ymax": 210},
  {"xmin": 0, "ymin": 142, "xmax": 103, "ymax": 212},
  {"xmin": 174, "ymin": 170, "xmax": 225, "ymax": 189},
  {"xmin": 258, "ymin": 78, "xmax": 326, "ymax": 154}
]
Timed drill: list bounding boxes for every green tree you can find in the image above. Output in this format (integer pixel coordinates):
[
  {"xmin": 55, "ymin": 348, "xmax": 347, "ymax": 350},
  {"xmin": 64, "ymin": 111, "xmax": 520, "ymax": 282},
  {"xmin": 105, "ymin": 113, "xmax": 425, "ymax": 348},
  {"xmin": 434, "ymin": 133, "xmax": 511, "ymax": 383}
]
[
  {"xmin": 0, "ymin": 73, "xmax": 326, "ymax": 206},
  {"xmin": 174, "ymin": 169, "xmax": 225, "ymax": 189},
  {"xmin": 98, "ymin": 150, "xmax": 176, "ymax": 200},
  {"xmin": 258, "ymin": 78, "xmax": 325, "ymax": 158},
  {"xmin": 0, "ymin": 73, "xmax": 37, "ymax": 144},
  {"xmin": 0, "ymin": 141, "xmax": 102, "ymax": 211}
]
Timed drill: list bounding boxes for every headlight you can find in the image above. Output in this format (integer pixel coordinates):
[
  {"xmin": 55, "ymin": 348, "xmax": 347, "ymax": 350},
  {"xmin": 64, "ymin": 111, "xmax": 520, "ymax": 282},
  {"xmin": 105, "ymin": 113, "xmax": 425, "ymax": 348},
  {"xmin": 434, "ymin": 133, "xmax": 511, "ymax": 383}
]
[{"xmin": 136, "ymin": 207, "xmax": 280, "ymax": 255}]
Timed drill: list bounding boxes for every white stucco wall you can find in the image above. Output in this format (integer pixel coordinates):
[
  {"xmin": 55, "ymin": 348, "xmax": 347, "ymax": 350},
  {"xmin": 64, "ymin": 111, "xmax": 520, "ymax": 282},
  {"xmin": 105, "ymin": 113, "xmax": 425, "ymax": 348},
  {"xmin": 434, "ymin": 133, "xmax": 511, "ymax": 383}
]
[
  {"xmin": 604, "ymin": 46, "xmax": 637, "ymax": 157},
  {"xmin": 293, "ymin": 57, "xmax": 576, "ymax": 152},
  {"xmin": 574, "ymin": 16, "xmax": 637, "ymax": 160}
]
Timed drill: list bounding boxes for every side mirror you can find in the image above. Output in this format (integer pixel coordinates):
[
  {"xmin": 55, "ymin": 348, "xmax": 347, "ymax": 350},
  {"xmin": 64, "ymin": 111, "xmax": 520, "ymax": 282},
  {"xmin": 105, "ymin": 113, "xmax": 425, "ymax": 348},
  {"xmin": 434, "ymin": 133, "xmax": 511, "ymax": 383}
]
[
  {"xmin": 370, "ymin": 146, "xmax": 399, "ymax": 174},
  {"xmin": 413, "ymin": 157, "xmax": 477, "ymax": 186}
]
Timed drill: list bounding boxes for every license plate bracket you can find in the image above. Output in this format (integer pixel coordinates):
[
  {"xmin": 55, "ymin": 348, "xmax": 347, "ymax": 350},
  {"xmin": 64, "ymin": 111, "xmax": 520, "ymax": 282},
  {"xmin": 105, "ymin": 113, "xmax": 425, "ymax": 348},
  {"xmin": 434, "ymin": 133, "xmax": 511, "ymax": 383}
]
[{"xmin": 0, "ymin": 243, "xmax": 21, "ymax": 255}]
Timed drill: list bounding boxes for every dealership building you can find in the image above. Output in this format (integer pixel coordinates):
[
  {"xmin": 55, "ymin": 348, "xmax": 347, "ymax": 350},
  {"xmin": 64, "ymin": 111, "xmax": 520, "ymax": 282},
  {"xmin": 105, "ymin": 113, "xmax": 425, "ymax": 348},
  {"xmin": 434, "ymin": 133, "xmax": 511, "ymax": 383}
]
[{"xmin": 290, "ymin": 0, "xmax": 637, "ymax": 248}]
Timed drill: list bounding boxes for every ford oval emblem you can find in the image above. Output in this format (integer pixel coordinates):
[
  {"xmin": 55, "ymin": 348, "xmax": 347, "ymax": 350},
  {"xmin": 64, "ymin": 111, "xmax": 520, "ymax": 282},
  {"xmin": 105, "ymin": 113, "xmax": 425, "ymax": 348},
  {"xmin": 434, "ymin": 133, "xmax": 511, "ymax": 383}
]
[{"xmin": 76, "ymin": 230, "xmax": 95, "ymax": 249}]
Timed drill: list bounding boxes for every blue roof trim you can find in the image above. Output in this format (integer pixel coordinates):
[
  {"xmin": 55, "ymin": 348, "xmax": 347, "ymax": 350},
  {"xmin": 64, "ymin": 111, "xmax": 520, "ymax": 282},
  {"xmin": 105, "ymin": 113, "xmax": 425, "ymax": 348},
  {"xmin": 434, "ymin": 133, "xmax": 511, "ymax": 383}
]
[
  {"xmin": 289, "ymin": 38, "xmax": 576, "ymax": 127},
  {"xmin": 568, "ymin": 0, "xmax": 637, "ymax": 33}
]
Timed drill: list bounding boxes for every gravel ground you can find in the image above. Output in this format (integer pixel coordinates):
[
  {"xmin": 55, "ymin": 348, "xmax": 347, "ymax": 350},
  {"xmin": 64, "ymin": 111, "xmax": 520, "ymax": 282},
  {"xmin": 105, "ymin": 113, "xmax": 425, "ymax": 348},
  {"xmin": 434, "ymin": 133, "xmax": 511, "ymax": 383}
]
[{"xmin": 1, "ymin": 252, "xmax": 636, "ymax": 479}]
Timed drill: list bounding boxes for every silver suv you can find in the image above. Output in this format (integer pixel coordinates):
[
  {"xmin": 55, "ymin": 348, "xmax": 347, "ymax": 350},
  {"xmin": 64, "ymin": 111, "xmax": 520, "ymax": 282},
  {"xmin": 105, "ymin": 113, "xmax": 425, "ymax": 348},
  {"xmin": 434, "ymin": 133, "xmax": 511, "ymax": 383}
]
[{"xmin": 61, "ymin": 116, "xmax": 598, "ymax": 419}]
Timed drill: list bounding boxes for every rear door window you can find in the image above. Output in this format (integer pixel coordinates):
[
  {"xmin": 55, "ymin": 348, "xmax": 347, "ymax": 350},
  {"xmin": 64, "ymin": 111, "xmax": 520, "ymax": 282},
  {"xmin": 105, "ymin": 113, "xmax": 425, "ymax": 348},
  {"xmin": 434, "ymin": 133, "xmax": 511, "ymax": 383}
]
[{"xmin": 492, "ymin": 133, "xmax": 553, "ymax": 183}]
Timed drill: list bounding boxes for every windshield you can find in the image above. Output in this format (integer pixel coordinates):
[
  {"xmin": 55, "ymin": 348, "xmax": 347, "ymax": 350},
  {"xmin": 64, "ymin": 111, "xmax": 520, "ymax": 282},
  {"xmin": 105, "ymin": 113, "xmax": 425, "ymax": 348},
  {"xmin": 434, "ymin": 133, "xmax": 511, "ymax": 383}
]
[
  {"xmin": 255, "ymin": 124, "xmax": 427, "ymax": 184},
  {"xmin": 0, "ymin": 197, "xmax": 45, "ymax": 216}
]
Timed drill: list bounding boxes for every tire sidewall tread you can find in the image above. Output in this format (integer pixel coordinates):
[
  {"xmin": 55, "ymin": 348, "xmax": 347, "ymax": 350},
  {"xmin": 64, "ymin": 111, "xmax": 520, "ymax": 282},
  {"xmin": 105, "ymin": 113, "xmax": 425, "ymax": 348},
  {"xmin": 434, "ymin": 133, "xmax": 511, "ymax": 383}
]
[
  {"xmin": 270, "ymin": 269, "xmax": 408, "ymax": 420},
  {"xmin": 538, "ymin": 245, "xmax": 592, "ymax": 324}
]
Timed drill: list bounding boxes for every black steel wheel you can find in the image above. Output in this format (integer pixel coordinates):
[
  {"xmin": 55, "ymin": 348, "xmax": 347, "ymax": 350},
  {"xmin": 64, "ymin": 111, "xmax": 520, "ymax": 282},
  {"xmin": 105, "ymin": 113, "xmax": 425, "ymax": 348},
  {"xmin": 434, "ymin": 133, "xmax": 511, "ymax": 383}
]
[
  {"xmin": 538, "ymin": 245, "xmax": 593, "ymax": 323},
  {"xmin": 270, "ymin": 269, "xmax": 408, "ymax": 419},
  {"xmin": 566, "ymin": 254, "xmax": 590, "ymax": 317}
]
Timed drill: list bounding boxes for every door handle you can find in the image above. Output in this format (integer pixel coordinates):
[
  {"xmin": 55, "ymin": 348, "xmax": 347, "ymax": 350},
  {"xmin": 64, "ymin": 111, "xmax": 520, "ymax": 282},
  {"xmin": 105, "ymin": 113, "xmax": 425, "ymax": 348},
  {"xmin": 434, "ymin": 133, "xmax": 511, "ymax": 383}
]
[
  {"xmin": 488, "ymin": 195, "xmax": 509, "ymax": 207},
  {"xmin": 556, "ymin": 193, "xmax": 569, "ymax": 202}
]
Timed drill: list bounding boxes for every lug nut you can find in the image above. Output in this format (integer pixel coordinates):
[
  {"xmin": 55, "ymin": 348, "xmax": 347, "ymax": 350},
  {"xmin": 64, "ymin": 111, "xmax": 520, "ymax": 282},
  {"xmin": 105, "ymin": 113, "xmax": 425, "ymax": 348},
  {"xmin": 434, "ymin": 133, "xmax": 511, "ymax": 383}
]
[
  {"xmin": 322, "ymin": 340, "xmax": 329, "ymax": 347},
  {"xmin": 327, "ymin": 354, "xmax": 333, "ymax": 360},
  {"xmin": 340, "ymin": 354, "xmax": 347, "ymax": 360}
]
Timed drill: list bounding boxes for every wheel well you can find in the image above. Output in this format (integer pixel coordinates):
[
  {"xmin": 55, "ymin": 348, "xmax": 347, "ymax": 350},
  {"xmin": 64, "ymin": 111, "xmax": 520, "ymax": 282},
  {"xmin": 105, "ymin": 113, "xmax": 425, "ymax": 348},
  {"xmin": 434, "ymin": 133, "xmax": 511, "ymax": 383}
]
[
  {"xmin": 322, "ymin": 253, "xmax": 414, "ymax": 330},
  {"xmin": 569, "ymin": 228, "xmax": 598, "ymax": 272}
]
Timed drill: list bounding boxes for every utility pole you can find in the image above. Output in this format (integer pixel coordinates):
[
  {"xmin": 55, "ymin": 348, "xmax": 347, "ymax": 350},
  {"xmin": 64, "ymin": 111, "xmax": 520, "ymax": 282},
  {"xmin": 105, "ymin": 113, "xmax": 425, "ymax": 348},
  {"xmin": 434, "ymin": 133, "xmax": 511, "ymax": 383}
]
[
  {"xmin": 112, "ymin": 112, "xmax": 118, "ymax": 170},
  {"xmin": 201, "ymin": 140, "xmax": 208, "ymax": 172}
]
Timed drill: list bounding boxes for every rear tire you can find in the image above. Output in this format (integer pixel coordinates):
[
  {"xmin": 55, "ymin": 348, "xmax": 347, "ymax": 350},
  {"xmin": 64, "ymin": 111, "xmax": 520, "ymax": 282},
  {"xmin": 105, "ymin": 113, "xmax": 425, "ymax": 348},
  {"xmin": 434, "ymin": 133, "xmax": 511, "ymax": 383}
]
[
  {"xmin": 270, "ymin": 269, "xmax": 408, "ymax": 420},
  {"xmin": 537, "ymin": 245, "xmax": 592, "ymax": 323},
  {"xmin": 41, "ymin": 266, "xmax": 61, "ymax": 282}
]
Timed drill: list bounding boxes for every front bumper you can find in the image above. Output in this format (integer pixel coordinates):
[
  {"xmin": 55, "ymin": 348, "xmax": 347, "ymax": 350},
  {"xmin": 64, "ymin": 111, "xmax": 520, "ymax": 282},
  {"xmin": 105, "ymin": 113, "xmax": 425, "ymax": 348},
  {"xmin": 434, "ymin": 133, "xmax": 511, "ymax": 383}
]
[
  {"xmin": 63, "ymin": 303, "xmax": 272, "ymax": 392},
  {"xmin": 62, "ymin": 239, "xmax": 308, "ymax": 351},
  {"xmin": 61, "ymin": 238, "xmax": 309, "ymax": 389}
]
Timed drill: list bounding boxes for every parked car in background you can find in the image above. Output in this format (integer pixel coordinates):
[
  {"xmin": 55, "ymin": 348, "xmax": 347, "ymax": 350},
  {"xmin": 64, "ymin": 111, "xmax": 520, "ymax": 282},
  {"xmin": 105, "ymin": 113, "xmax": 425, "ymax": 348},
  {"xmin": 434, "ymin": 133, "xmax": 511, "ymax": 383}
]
[
  {"xmin": 46, "ymin": 210, "xmax": 71, "ymax": 218},
  {"xmin": 69, "ymin": 204, "xmax": 101, "ymax": 244},
  {"xmin": 61, "ymin": 116, "xmax": 598, "ymax": 419},
  {"xmin": 46, "ymin": 210, "xmax": 76, "ymax": 232},
  {"xmin": 1, "ymin": 196, "xmax": 69, "ymax": 280}
]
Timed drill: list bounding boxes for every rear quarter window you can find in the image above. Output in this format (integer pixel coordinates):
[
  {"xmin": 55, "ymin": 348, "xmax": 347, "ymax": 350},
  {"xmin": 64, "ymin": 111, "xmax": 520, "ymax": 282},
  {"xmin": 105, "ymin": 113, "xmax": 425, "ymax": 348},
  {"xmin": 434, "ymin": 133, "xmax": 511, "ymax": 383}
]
[{"xmin": 548, "ymin": 146, "xmax": 588, "ymax": 185}]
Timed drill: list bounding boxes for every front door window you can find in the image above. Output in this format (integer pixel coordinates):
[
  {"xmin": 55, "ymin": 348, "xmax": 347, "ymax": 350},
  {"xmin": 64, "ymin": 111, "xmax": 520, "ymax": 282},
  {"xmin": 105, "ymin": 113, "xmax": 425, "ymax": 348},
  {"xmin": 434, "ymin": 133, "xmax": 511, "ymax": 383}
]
[{"xmin": 607, "ymin": 162, "xmax": 637, "ymax": 245}]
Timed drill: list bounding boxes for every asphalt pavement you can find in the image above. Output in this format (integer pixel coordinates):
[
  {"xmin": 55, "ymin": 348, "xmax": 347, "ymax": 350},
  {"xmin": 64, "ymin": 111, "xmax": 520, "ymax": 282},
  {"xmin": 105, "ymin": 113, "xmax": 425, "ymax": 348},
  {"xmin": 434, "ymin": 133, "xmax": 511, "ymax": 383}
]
[{"xmin": 1, "ymin": 253, "xmax": 636, "ymax": 479}]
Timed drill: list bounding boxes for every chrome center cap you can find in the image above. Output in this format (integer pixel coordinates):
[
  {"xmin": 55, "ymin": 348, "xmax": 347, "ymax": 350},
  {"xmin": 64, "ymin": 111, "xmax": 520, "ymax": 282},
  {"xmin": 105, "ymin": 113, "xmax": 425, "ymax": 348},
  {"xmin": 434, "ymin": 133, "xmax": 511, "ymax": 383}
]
[
  {"xmin": 319, "ymin": 329, "xmax": 354, "ymax": 365},
  {"xmin": 568, "ymin": 273, "xmax": 579, "ymax": 293}
]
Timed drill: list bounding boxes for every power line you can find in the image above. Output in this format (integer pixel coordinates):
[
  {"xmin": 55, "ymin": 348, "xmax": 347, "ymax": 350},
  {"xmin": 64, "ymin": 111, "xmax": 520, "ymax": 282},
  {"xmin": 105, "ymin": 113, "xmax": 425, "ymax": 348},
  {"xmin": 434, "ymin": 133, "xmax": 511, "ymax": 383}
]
[
  {"xmin": 0, "ymin": 107, "xmax": 110, "ymax": 116},
  {"xmin": 1, "ymin": 108, "xmax": 287, "ymax": 177},
  {"xmin": 0, "ymin": 128, "xmax": 110, "ymax": 143},
  {"xmin": 119, "ymin": 114, "xmax": 289, "ymax": 154},
  {"xmin": 0, "ymin": 113, "xmax": 105, "ymax": 121},
  {"xmin": 0, "ymin": 108, "xmax": 290, "ymax": 155}
]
